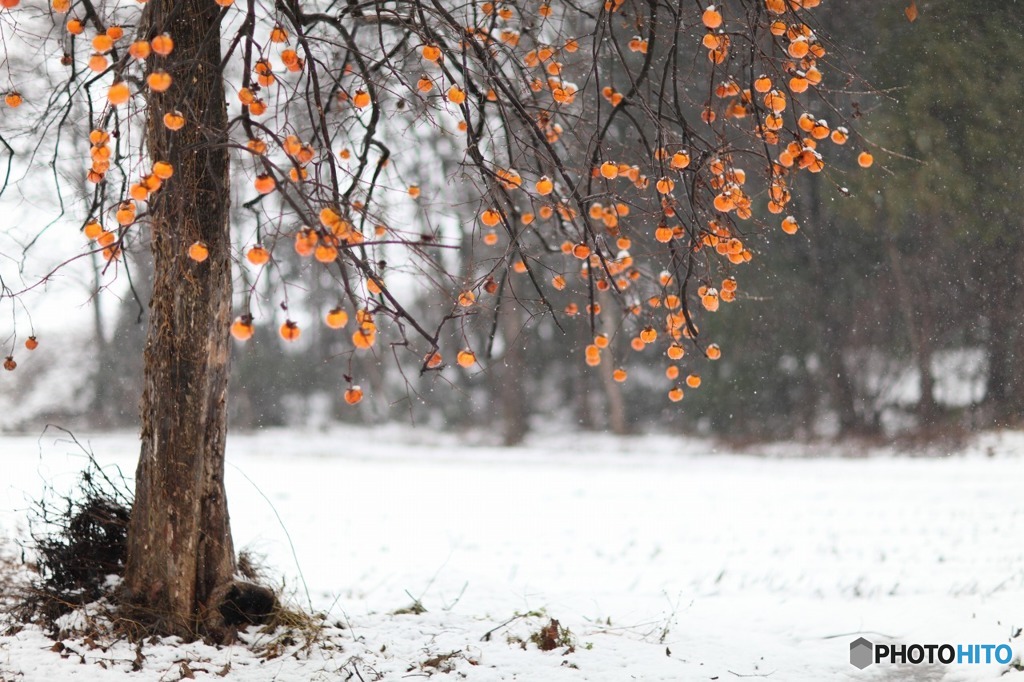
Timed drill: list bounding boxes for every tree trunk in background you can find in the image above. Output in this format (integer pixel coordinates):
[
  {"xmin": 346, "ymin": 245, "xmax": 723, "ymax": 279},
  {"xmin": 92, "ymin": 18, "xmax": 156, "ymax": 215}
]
[
  {"xmin": 123, "ymin": 0, "xmax": 236, "ymax": 638},
  {"xmin": 88, "ymin": 255, "xmax": 112, "ymax": 427},
  {"xmin": 884, "ymin": 237, "xmax": 938, "ymax": 426},
  {"xmin": 596, "ymin": 289, "xmax": 627, "ymax": 435},
  {"xmin": 820, "ymin": 330, "xmax": 861, "ymax": 434},
  {"xmin": 984, "ymin": 235, "xmax": 1024, "ymax": 424},
  {"xmin": 498, "ymin": 301, "xmax": 527, "ymax": 446},
  {"xmin": 985, "ymin": 306, "xmax": 1016, "ymax": 422},
  {"xmin": 803, "ymin": 175, "xmax": 864, "ymax": 436},
  {"xmin": 573, "ymin": 320, "xmax": 595, "ymax": 430},
  {"xmin": 915, "ymin": 303, "xmax": 938, "ymax": 424}
]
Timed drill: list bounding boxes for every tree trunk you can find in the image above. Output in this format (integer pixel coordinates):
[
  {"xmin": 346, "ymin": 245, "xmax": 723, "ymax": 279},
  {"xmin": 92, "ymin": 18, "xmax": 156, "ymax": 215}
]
[
  {"xmin": 982, "ymin": 234, "xmax": 1024, "ymax": 425},
  {"xmin": 498, "ymin": 301, "xmax": 528, "ymax": 446},
  {"xmin": 88, "ymin": 253, "xmax": 112, "ymax": 427},
  {"xmin": 803, "ymin": 174, "xmax": 866, "ymax": 436},
  {"xmin": 884, "ymin": 236, "xmax": 938, "ymax": 426},
  {"xmin": 596, "ymin": 289, "xmax": 627, "ymax": 435},
  {"xmin": 985, "ymin": 301, "xmax": 1024, "ymax": 424},
  {"xmin": 915, "ymin": 304, "xmax": 938, "ymax": 425},
  {"xmin": 122, "ymin": 0, "xmax": 236, "ymax": 639},
  {"xmin": 573, "ymin": 320, "xmax": 596, "ymax": 430}
]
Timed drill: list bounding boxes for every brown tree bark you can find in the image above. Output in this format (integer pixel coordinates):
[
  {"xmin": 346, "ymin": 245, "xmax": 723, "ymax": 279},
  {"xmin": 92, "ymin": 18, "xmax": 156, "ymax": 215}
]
[
  {"xmin": 573, "ymin": 320, "xmax": 596, "ymax": 430},
  {"xmin": 498, "ymin": 300, "xmax": 528, "ymax": 446},
  {"xmin": 983, "ymin": 233, "xmax": 1024, "ymax": 425},
  {"xmin": 803, "ymin": 175, "xmax": 868, "ymax": 436},
  {"xmin": 884, "ymin": 236, "xmax": 938, "ymax": 426},
  {"xmin": 122, "ymin": 0, "xmax": 236, "ymax": 639},
  {"xmin": 88, "ymin": 254, "xmax": 113, "ymax": 427},
  {"xmin": 596, "ymin": 289, "xmax": 627, "ymax": 435}
]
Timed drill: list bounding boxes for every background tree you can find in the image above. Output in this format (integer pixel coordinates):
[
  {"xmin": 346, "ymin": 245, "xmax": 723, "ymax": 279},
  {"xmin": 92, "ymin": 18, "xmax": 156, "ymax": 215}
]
[
  {"xmin": 857, "ymin": 2, "xmax": 1024, "ymax": 426},
  {"xmin": 1, "ymin": 0, "xmax": 866, "ymax": 637}
]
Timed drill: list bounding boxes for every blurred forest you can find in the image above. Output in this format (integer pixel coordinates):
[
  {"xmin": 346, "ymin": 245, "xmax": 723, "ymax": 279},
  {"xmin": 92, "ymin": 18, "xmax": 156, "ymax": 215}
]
[{"xmin": 10, "ymin": 2, "xmax": 1023, "ymax": 445}]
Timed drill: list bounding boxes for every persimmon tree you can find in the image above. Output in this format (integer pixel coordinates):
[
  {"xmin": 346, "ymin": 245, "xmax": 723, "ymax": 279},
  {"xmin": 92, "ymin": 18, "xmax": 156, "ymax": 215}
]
[{"xmin": 0, "ymin": 0, "xmax": 871, "ymax": 638}]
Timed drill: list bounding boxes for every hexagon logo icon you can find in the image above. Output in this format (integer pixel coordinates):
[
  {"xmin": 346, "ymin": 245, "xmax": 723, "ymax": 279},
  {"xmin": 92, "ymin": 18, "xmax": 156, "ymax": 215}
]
[{"xmin": 850, "ymin": 637, "xmax": 874, "ymax": 669}]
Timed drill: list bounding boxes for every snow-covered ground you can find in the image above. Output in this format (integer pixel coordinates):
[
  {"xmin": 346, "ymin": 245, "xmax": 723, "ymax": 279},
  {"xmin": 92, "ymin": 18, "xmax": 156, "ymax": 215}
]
[{"xmin": 1, "ymin": 426, "xmax": 1023, "ymax": 681}]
